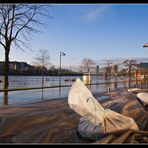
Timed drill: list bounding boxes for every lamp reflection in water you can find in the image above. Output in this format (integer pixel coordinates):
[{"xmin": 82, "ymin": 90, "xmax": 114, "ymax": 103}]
[{"xmin": 59, "ymin": 51, "xmax": 66, "ymax": 96}]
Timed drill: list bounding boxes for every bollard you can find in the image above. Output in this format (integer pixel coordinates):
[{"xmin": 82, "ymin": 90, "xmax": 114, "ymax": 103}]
[
  {"xmin": 123, "ymin": 86, "xmax": 125, "ymax": 91},
  {"xmin": 107, "ymin": 88, "xmax": 111, "ymax": 93},
  {"xmin": 83, "ymin": 75, "xmax": 92, "ymax": 85},
  {"xmin": 123, "ymin": 86, "xmax": 126, "ymax": 91}
]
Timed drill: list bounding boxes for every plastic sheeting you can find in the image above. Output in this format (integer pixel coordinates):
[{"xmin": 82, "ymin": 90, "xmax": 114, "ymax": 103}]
[
  {"xmin": 137, "ymin": 92, "xmax": 148, "ymax": 106},
  {"xmin": 0, "ymin": 99, "xmax": 83, "ymax": 143},
  {"xmin": 128, "ymin": 88, "xmax": 142, "ymax": 93},
  {"xmin": 68, "ymin": 78, "xmax": 139, "ymax": 140},
  {"xmin": 0, "ymin": 90, "xmax": 147, "ymax": 143},
  {"xmin": 94, "ymin": 129, "xmax": 148, "ymax": 143}
]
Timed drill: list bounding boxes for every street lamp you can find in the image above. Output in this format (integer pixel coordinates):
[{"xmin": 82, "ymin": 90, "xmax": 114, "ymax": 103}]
[
  {"xmin": 143, "ymin": 43, "xmax": 148, "ymax": 87},
  {"xmin": 143, "ymin": 43, "xmax": 148, "ymax": 47},
  {"xmin": 59, "ymin": 51, "xmax": 66, "ymax": 88}
]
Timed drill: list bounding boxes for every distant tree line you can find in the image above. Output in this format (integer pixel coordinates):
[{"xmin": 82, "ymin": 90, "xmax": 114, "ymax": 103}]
[
  {"xmin": 80, "ymin": 58, "xmax": 147, "ymax": 79},
  {"xmin": 0, "ymin": 65, "xmax": 82, "ymax": 76}
]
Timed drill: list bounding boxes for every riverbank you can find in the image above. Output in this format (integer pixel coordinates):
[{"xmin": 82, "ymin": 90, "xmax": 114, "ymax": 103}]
[{"xmin": 0, "ymin": 89, "xmax": 148, "ymax": 143}]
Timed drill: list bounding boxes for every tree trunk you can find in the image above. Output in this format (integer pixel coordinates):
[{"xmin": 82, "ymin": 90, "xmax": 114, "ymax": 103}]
[
  {"xmin": 4, "ymin": 51, "xmax": 9, "ymax": 89},
  {"xmin": 4, "ymin": 47, "xmax": 10, "ymax": 105},
  {"xmin": 41, "ymin": 69, "xmax": 44, "ymax": 100}
]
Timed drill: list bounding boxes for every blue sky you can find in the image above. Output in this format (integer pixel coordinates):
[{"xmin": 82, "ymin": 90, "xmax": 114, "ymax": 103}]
[{"xmin": 1, "ymin": 4, "xmax": 148, "ymax": 70}]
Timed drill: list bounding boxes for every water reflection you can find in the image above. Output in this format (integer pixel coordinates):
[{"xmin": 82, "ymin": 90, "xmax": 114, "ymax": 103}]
[
  {"xmin": 0, "ymin": 76, "xmax": 143, "ymax": 105},
  {"xmin": 113, "ymin": 81, "xmax": 118, "ymax": 90},
  {"xmin": 59, "ymin": 86, "xmax": 61, "ymax": 97},
  {"xmin": 4, "ymin": 91, "xmax": 8, "ymax": 105}
]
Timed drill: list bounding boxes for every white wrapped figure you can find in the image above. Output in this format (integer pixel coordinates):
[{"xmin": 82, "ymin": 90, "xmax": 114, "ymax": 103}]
[
  {"xmin": 137, "ymin": 92, "xmax": 148, "ymax": 106},
  {"xmin": 68, "ymin": 78, "xmax": 139, "ymax": 140}
]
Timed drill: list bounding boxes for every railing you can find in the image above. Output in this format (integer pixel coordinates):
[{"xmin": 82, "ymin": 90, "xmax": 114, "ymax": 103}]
[
  {"xmin": 0, "ymin": 79, "xmax": 143, "ymax": 92},
  {"xmin": 0, "ymin": 78, "xmax": 147, "ymax": 105}
]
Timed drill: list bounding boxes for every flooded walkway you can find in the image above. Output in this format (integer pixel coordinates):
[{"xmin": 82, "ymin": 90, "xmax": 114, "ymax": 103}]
[
  {"xmin": 0, "ymin": 89, "xmax": 147, "ymax": 143},
  {"xmin": 0, "ymin": 75, "xmax": 145, "ymax": 105}
]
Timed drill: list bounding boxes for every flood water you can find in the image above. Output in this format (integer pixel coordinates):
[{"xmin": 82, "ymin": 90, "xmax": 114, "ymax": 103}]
[{"xmin": 0, "ymin": 76, "xmax": 141, "ymax": 105}]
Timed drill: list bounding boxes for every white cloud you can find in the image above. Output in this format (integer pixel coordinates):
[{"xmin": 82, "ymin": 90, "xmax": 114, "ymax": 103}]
[{"xmin": 83, "ymin": 5, "xmax": 112, "ymax": 21}]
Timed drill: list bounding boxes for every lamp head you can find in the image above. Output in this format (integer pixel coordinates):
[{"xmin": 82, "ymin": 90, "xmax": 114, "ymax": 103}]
[{"xmin": 143, "ymin": 43, "xmax": 148, "ymax": 47}]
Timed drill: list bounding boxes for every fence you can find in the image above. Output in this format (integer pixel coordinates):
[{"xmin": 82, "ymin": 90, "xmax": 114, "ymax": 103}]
[
  {"xmin": 0, "ymin": 79, "xmax": 144, "ymax": 92},
  {"xmin": 0, "ymin": 79, "xmax": 146, "ymax": 105}
]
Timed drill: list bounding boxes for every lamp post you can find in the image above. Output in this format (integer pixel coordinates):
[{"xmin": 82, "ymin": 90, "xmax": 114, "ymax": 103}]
[
  {"xmin": 59, "ymin": 51, "xmax": 66, "ymax": 95},
  {"xmin": 143, "ymin": 43, "xmax": 148, "ymax": 87},
  {"xmin": 96, "ymin": 65, "xmax": 99, "ymax": 84}
]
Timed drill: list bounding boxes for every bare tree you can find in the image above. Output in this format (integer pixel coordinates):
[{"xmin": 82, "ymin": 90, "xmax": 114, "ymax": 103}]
[
  {"xmin": 34, "ymin": 49, "xmax": 50, "ymax": 67},
  {"xmin": 104, "ymin": 66, "xmax": 112, "ymax": 77},
  {"xmin": 0, "ymin": 4, "xmax": 52, "ymax": 104},
  {"xmin": 34, "ymin": 49, "xmax": 50, "ymax": 100},
  {"xmin": 80, "ymin": 58, "xmax": 96, "ymax": 75},
  {"xmin": 111, "ymin": 64, "xmax": 118, "ymax": 76},
  {"xmin": 123, "ymin": 59, "xmax": 137, "ymax": 87},
  {"xmin": 123, "ymin": 59, "xmax": 137, "ymax": 78}
]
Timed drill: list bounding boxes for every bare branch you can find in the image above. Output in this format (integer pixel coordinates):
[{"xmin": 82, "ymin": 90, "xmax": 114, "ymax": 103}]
[
  {"xmin": 12, "ymin": 7, "xmax": 36, "ymax": 41},
  {"xmin": 0, "ymin": 4, "xmax": 52, "ymax": 52},
  {"xmin": 9, "ymin": 5, "xmax": 15, "ymax": 40},
  {"xmin": 34, "ymin": 49, "xmax": 50, "ymax": 69},
  {"xmin": 13, "ymin": 37, "xmax": 31, "ymax": 51},
  {"xmin": 0, "ymin": 41, "xmax": 5, "ymax": 48},
  {"xmin": 80, "ymin": 58, "xmax": 96, "ymax": 74}
]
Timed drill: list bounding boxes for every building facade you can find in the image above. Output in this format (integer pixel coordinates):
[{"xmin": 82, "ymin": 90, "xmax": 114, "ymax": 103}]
[
  {"xmin": 134, "ymin": 63, "xmax": 148, "ymax": 80},
  {"xmin": 0, "ymin": 61, "xmax": 32, "ymax": 73}
]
